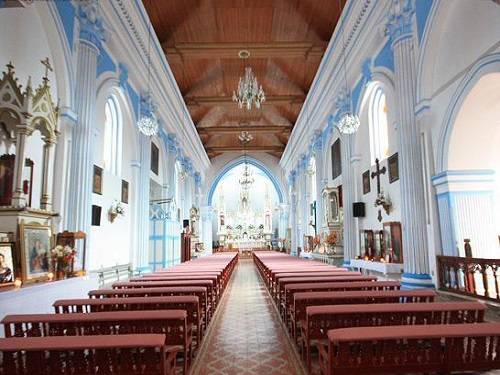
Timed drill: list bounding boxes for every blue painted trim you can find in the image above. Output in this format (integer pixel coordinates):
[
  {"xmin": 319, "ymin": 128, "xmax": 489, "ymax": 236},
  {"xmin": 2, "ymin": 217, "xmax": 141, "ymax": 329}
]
[
  {"xmin": 432, "ymin": 169, "xmax": 495, "ymax": 181},
  {"xmin": 415, "ymin": 0, "xmax": 433, "ymax": 43},
  {"xmin": 207, "ymin": 156, "xmax": 285, "ymax": 205},
  {"xmin": 401, "ymin": 281, "xmax": 435, "ymax": 289},
  {"xmin": 402, "ymin": 272, "xmax": 432, "ymax": 280},
  {"xmin": 54, "ymin": 1, "xmax": 75, "ymax": 48}
]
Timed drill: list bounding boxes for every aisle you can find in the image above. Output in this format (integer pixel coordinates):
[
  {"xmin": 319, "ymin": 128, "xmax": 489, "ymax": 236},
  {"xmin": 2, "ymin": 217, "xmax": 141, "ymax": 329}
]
[{"xmin": 190, "ymin": 259, "xmax": 305, "ymax": 375}]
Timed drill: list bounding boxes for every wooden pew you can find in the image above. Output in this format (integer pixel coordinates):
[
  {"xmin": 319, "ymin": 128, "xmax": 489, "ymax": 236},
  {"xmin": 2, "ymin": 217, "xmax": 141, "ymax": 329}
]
[
  {"xmin": 2, "ymin": 310, "xmax": 191, "ymax": 375},
  {"xmin": 321, "ymin": 323, "xmax": 500, "ymax": 375},
  {"xmin": 53, "ymin": 295, "xmax": 202, "ymax": 346},
  {"xmin": 292, "ymin": 289, "xmax": 436, "ymax": 339},
  {"xmin": 270, "ymin": 271, "xmax": 349, "ymax": 299},
  {"xmin": 277, "ymin": 275, "xmax": 375, "ymax": 309},
  {"xmin": 113, "ymin": 280, "xmax": 216, "ymax": 320},
  {"xmin": 0, "ymin": 334, "xmax": 172, "ymax": 375},
  {"xmin": 306, "ymin": 301, "xmax": 485, "ymax": 373},
  {"xmin": 282, "ymin": 281, "xmax": 400, "ymax": 324}
]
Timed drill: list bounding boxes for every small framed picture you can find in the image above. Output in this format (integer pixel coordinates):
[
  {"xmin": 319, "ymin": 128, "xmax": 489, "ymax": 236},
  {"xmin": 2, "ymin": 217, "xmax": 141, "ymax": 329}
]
[
  {"xmin": 121, "ymin": 180, "xmax": 129, "ymax": 204},
  {"xmin": 388, "ymin": 153, "xmax": 399, "ymax": 183},
  {"xmin": 19, "ymin": 222, "xmax": 52, "ymax": 283},
  {"xmin": 362, "ymin": 170, "xmax": 371, "ymax": 195},
  {"xmin": 0, "ymin": 242, "xmax": 16, "ymax": 287},
  {"xmin": 93, "ymin": 165, "xmax": 103, "ymax": 195}
]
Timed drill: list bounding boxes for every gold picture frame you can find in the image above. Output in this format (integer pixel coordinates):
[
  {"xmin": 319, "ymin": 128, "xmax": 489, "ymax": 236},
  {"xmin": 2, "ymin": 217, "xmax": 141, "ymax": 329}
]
[
  {"xmin": 0, "ymin": 242, "xmax": 16, "ymax": 287},
  {"xmin": 19, "ymin": 221, "xmax": 52, "ymax": 283}
]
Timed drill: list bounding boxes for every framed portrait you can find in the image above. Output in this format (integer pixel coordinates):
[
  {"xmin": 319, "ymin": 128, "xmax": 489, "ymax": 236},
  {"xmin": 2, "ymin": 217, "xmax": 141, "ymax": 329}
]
[
  {"xmin": 388, "ymin": 153, "xmax": 399, "ymax": 183},
  {"xmin": 0, "ymin": 242, "xmax": 16, "ymax": 287},
  {"xmin": 19, "ymin": 222, "xmax": 52, "ymax": 283},
  {"xmin": 121, "ymin": 180, "xmax": 129, "ymax": 204},
  {"xmin": 362, "ymin": 170, "xmax": 371, "ymax": 195},
  {"xmin": 93, "ymin": 165, "xmax": 103, "ymax": 195}
]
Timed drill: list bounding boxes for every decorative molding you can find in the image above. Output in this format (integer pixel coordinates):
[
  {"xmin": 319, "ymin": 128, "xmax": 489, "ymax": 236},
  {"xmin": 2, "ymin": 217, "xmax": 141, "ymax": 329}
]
[
  {"xmin": 118, "ymin": 62, "xmax": 128, "ymax": 89},
  {"xmin": 385, "ymin": 0, "xmax": 415, "ymax": 46},
  {"xmin": 75, "ymin": 0, "xmax": 107, "ymax": 50}
]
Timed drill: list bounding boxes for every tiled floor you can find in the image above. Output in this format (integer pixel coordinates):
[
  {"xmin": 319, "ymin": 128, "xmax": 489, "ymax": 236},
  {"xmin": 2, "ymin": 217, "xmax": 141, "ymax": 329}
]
[{"xmin": 190, "ymin": 259, "xmax": 305, "ymax": 375}]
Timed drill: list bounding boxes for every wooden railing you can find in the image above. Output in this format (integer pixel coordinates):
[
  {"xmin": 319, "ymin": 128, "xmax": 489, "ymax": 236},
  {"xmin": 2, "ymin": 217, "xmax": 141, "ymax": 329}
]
[{"xmin": 437, "ymin": 255, "xmax": 500, "ymax": 301}]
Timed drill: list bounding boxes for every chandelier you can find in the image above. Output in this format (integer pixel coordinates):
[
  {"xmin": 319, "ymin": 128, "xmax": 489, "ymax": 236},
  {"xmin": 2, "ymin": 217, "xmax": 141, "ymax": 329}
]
[
  {"xmin": 233, "ymin": 66, "xmax": 265, "ymax": 111},
  {"xmin": 238, "ymin": 130, "xmax": 253, "ymax": 145},
  {"xmin": 336, "ymin": 0, "xmax": 360, "ymax": 135},
  {"xmin": 137, "ymin": 0, "xmax": 158, "ymax": 136},
  {"xmin": 239, "ymin": 164, "xmax": 255, "ymax": 190}
]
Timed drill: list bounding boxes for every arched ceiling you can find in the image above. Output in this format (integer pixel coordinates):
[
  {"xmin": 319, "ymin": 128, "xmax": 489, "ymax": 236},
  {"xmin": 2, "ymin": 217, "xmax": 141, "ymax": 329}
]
[{"xmin": 144, "ymin": 0, "xmax": 346, "ymax": 159}]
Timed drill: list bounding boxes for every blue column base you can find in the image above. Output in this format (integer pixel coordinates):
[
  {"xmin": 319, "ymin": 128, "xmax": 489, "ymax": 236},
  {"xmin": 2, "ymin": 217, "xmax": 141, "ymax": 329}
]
[
  {"xmin": 342, "ymin": 259, "xmax": 351, "ymax": 268},
  {"xmin": 401, "ymin": 272, "xmax": 435, "ymax": 289}
]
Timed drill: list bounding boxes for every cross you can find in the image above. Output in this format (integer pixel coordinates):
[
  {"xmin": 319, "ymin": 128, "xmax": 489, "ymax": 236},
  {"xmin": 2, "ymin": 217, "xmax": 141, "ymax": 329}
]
[
  {"xmin": 371, "ymin": 158, "xmax": 386, "ymax": 195},
  {"xmin": 371, "ymin": 158, "xmax": 386, "ymax": 222},
  {"xmin": 40, "ymin": 57, "xmax": 53, "ymax": 84}
]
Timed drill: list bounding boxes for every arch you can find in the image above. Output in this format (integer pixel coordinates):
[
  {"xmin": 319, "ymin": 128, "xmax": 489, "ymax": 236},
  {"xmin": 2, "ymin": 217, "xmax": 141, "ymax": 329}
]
[
  {"xmin": 437, "ymin": 53, "xmax": 500, "ymax": 172},
  {"xmin": 207, "ymin": 156, "xmax": 285, "ymax": 206}
]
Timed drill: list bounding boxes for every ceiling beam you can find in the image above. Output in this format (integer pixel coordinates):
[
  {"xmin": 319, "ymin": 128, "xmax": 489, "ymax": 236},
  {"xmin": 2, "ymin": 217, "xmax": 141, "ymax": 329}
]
[
  {"xmin": 205, "ymin": 145, "xmax": 285, "ymax": 153},
  {"xmin": 198, "ymin": 125, "xmax": 291, "ymax": 134},
  {"xmin": 186, "ymin": 95, "xmax": 304, "ymax": 107},
  {"xmin": 165, "ymin": 42, "xmax": 326, "ymax": 60}
]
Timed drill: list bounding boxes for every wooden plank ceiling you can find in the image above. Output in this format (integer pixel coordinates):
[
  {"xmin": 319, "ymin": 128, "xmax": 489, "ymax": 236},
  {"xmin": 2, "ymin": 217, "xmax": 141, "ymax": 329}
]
[{"xmin": 144, "ymin": 0, "xmax": 346, "ymax": 159}]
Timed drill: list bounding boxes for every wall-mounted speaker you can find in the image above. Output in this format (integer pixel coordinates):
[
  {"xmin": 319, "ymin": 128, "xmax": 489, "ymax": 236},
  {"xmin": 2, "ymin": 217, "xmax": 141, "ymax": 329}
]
[{"xmin": 353, "ymin": 202, "xmax": 365, "ymax": 218}]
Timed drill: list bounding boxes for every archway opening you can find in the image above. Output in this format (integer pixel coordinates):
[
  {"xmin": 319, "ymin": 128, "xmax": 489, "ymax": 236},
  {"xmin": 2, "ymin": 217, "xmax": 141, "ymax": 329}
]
[{"xmin": 211, "ymin": 162, "xmax": 281, "ymax": 251}]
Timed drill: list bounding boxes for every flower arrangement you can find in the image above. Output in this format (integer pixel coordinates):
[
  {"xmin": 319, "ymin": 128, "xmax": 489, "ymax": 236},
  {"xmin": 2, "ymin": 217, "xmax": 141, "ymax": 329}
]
[
  {"xmin": 374, "ymin": 192, "xmax": 392, "ymax": 214},
  {"xmin": 109, "ymin": 201, "xmax": 125, "ymax": 222},
  {"xmin": 313, "ymin": 235, "xmax": 321, "ymax": 246},
  {"xmin": 51, "ymin": 245, "xmax": 76, "ymax": 279},
  {"xmin": 325, "ymin": 232, "xmax": 338, "ymax": 246}
]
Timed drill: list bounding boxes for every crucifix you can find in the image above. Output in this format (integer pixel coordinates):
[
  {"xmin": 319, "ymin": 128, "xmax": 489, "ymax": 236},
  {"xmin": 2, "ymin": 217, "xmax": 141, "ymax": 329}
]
[
  {"xmin": 371, "ymin": 158, "xmax": 386, "ymax": 222},
  {"xmin": 40, "ymin": 57, "xmax": 53, "ymax": 85}
]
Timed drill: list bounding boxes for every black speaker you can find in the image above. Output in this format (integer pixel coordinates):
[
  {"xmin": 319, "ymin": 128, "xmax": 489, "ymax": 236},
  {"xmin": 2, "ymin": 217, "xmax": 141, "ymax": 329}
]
[
  {"xmin": 353, "ymin": 202, "xmax": 365, "ymax": 217},
  {"xmin": 183, "ymin": 219, "xmax": 190, "ymax": 229}
]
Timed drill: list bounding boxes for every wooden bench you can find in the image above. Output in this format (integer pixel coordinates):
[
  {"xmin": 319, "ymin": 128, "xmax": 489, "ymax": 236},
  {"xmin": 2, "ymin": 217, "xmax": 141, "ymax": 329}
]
[
  {"xmin": 277, "ymin": 275, "xmax": 375, "ymax": 309},
  {"xmin": 282, "ymin": 281, "xmax": 400, "ymax": 324},
  {"xmin": 2, "ymin": 310, "xmax": 191, "ymax": 375},
  {"xmin": 306, "ymin": 301, "xmax": 486, "ymax": 373},
  {"xmin": 320, "ymin": 322, "xmax": 500, "ymax": 375},
  {"xmin": 0, "ymin": 334, "xmax": 173, "ymax": 374},
  {"xmin": 271, "ymin": 270, "xmax": 349, "ymax": 299},
  {"xmin": 94, "ymin": 263, "xmax": 133, "ymax": 287},
  {"xmin": 53, "ymin": 295, "xmax": 202, "ymax": 347},
  {"xmin": 113, "ymin": 280, "xmax": 216, "ymax": 321},
  {"xmin": 292, "ymin": 289, "xmax": 436, "ymax": 339}
]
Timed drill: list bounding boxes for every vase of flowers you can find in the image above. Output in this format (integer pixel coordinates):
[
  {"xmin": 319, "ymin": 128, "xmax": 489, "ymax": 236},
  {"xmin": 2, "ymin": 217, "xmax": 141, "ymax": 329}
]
[
  {"xmin": 325, "ymin": 232, "xmax": 338, "ymax": 254},
  {"xmin": 374, "ymin": 193, "xmax": 392, "ymax": 214},
  {"xmin": 51, "ymin": 245, "xmax": 76, "ymax": 280},
  {"xmin": 109, "ymin": 201, "xmax": 125, "ymax": 223}
]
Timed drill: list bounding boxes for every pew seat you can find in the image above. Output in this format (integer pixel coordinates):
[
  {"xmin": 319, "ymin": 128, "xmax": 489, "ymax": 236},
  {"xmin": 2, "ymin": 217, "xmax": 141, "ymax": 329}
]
[
  {"xmin": 319, "ymin": 322, "xmax": 500, "ymax": 375},
  {"xmin": 0, "ymin": 334, "xmax": 173, "ymax": 375}
]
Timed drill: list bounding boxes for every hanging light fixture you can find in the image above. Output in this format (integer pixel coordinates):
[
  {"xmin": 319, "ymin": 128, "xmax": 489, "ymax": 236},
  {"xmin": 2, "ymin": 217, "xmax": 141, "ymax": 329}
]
[
  {"xmin": 238, "ymin": 130, "xmax": 255, "ymax": 190},
  {"xmin": 337, "ymin": 0, "xmax": 360, "ymax": 135},
  {"xmin": 232, "ymin": 51, "xmax": 266, "ymax": 111},
  {"xmin": 137, "ymin": 0, "xmax": 158, "ymax": 136}
]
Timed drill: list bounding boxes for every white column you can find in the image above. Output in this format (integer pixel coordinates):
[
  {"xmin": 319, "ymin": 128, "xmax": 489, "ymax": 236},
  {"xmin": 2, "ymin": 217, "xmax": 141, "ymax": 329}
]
[
  {"xmin": 40, "ymin": 138, "xmax": 56, "ymax": 211},
  {"xmin": 278, "ymin": 203, "xmax": 290, "ymax": 239},
  {"xmin": 11, "ymin": 126, "xmax": 30, "ymax": 207},
  {"xmin": 290, "ymin": 188, "xmax": 298, "ymax": 256},
  {"xmin": 313, "ymin": 135, "xmax": 325, "ymax": 231},
  {"xmin": 338, "ymin": 133, "xmax": 357, "ymax": 265},
  {"xmin": 67, "ymin": 1, "xmax": 105, "ymax": 270},
  {"xmin": 388, "ymin": 0, "xmax": 432, "ymax": 287},
  {"xmin": 135, "ymin": 134, "xmax": 151, "ymax": 269}
]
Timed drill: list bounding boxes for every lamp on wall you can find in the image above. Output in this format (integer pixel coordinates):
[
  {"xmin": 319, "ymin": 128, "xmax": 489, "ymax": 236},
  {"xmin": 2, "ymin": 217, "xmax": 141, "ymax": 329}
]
[
  {"xmin": 137, "ymin": 0, "xmax": 158, "ymax": 136},
  {"xmin": 336, "ymin": 0, "xmax": 360, "ymax": 135}
]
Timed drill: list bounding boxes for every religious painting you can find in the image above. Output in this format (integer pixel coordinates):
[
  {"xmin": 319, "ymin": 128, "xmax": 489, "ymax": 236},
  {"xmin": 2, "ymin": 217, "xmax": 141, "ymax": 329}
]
[
  {"xmin": 19, "ymin": 222, "xmax": 51, "ymax": 282},
  {"xmin": 388, "ymin": 152, "xmax": 399, "ymax": 183},
  {"xmin": 0, "ymin": 242, "xmax": 16, "ymax": 286},
  {"xmin": 121, "ymin": 180, "xmax": 129, "ymax": 204},
  {"xmin": 151, "ymin": 142, "xmax": 159, "ymax": 175},
  {"xmin": 362, "ymin": 170, "xmax": 370, "ymax": 194},
  {"xmin": 0, "ymin": 154, "xmax": 15, "ymax": 206},
  {"xmin": 331, "ymin": 139, "xmax": 342, "ymax": 180},
  {"xmin": 93, "ymin": 165, "xmax": 103, "ymax": 195}
]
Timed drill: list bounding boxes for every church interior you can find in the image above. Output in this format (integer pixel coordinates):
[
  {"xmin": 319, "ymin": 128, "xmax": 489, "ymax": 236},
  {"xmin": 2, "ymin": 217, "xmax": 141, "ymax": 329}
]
[{"xmin": 1, "ymin": 0, "xmax": 500, "ymax": 374}]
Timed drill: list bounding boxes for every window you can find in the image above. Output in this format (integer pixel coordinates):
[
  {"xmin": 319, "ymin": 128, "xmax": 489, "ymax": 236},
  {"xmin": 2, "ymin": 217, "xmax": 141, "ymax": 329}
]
[
  {"xmin": 103, "ymin": 96, "xmax": 122, "ymax": 174},
  {"xmin": 369, "ymin": 87, "xmax": 389, "ymax": 164},
  {"xmin": 331, "ymin": 139, "xmax": 342, "ymax": 179}
]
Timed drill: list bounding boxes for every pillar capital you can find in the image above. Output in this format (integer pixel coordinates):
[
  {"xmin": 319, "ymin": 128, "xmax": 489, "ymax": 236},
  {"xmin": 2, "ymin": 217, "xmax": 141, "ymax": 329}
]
[
  {"xmin": 76, "ymin": 0, "xmax": 107, "ymax": 51},
  {"xmin": 385, "ymin": 0, "xmax": 415, "ymax": 46}
]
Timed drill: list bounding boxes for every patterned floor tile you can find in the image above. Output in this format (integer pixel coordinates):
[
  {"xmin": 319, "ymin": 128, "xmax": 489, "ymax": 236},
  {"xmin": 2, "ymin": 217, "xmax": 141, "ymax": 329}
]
[{"xmin": 190, "ymin": 259, "xmax": 305, "ymax": 375}]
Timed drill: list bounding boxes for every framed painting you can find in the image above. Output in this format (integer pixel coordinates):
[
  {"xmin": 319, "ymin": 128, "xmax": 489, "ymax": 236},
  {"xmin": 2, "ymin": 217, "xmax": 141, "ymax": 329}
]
[
  {"xmin": 93, "ymin": 165, "xmax": 103, "ymax": 195},
  {"xmin": 0, "ymin": 242, "xmax": 16, "ymax": 287},
  {"xmin": 121, "ymin": 180, "xmax": 129, "ymax": 204},
  {"xmin": 19, "ymin": 222, "xmax": 52, "ymax": 283},
  {"xmin": 151, "ymin": 142, "xmax": 159, "ymax": 175},
  {"xmin": 331, "ymin": 139, "xmax": 342, "ymax": 180},
  {"xmin": 362, "ymin": 170, "xmax": 370, "ymax": 195},
  {"xmin": 388, "ymin": 152, "xmax": 399, "ymax": 183}
]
